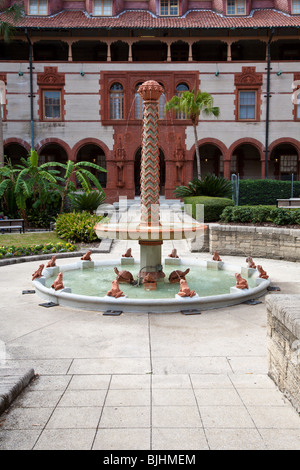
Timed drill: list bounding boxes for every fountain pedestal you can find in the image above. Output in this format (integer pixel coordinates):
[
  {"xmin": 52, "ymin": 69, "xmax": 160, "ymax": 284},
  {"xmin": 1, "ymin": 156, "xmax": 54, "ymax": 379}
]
[{"xmin": 139, "ymin": 240, "xmax": 164, "ymax": 280}]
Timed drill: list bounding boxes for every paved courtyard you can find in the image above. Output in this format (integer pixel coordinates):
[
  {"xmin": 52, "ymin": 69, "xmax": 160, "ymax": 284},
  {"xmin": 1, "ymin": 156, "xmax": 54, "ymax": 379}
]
[{"xmin": 0, "ymin": 238, "xmax": 300, "ymax": 450}]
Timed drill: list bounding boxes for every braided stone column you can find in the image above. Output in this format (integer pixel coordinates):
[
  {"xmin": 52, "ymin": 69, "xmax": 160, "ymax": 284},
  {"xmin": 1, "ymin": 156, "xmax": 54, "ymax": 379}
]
[
  {"xmin": 138, "ymin": 80, "xmax": 163, "ymax": 227},
  {"xmin": 137, "ymin": 80, "xmax": 165, "ymax": 280}
]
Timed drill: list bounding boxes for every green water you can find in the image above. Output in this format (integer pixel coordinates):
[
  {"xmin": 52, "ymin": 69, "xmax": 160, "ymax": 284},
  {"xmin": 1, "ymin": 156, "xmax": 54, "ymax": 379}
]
[{"xmin": 46, "ymin": 264, "xmax": 257, "ymax": 299}]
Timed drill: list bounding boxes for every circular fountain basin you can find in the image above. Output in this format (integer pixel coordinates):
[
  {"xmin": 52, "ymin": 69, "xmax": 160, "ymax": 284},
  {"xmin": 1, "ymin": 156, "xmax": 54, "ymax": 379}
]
[{"xmin": 32, "ymin": 258, "xmax": 270, "ymax": 313}]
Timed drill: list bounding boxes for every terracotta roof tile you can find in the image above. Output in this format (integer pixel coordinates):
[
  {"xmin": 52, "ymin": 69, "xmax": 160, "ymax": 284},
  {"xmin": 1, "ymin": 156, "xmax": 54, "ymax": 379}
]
[{"xmin": 1, "ymin": 9, "xmax": 300, "ymax": 30}]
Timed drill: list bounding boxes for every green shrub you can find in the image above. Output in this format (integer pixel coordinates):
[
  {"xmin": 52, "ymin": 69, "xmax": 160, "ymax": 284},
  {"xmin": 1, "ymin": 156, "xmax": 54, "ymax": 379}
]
[
  {"xmin": 69, "ymin": 190, "xmax": 106, "ymax": 213},
  {"xmin": 231, "ymin": 206, "xmax": 253, "ymax": 223},
  {"xmin": 238, "ymin": 179, "xmax": 300, "ymax": 206},
  {"xmin": 220, "ymin": 205, "xmax": 300, "ymax": 226},
  {"xmin": 175, "ymin": 174, "xmax": 232, "ymax": 198},
  {"xmin": 55, "ymin": 211, "xmax": 107, "ymax": 243},
  {"xmin": 268, "ymin": 208, "xmax": 294, "ymax": 225},
  {"xmin": 184, "ymin": 196, "xmax": 234, "ymax": 222}
]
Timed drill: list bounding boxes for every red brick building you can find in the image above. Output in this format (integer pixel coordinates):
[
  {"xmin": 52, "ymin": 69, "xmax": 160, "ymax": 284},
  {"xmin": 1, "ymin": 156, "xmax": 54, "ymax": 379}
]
[{"xmin": 1, "ymin": 0, "xmax": 300, "ymax": 201}]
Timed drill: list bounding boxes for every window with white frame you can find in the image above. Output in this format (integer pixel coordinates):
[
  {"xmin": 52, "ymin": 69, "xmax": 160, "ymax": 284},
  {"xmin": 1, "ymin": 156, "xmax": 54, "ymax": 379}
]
[
  {"xmin": 94, "ymin": 0, "xmax": 112, "ymax": 16},
  {"xmin": 159, "ymin": 0, "xmax": 179, "ymax": 16},
  {"xmin": 292, "ymin": 0, "xmax": 300, "ymax": 13},
  {"xmin": 43, "ymin": 90, "xmax": 61, "ymax": 119},
  {"xmin": 238, "ymin": 90, "xmax": 256, "ymax": 120},
  {"xmin": 110, "ymin": 83, "xmax": 124, "ymax": 119},
  {"xmin": 159, "ymin": 84, "xmax": 165, "ymax": 120},
  {"xmin": 28, "ymin": 0, "xmax": 48, "ymax": 15},
  {"xmin": 227, "ymin": 0, "xmax": 246, "ymax": 15},
  {"xmin": 134, "ymin": 83, "xmax": 144, "ymax": 119},
  {"xmin": 176, "ymin": 83, "xmax": 189, "ymax": 119}
]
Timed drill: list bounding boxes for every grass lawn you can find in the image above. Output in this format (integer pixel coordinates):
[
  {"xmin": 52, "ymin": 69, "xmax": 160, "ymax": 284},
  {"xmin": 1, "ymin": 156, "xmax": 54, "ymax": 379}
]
[{"xmin": 0, "ymin": 231, "xmax": 63, "ymax": 247}]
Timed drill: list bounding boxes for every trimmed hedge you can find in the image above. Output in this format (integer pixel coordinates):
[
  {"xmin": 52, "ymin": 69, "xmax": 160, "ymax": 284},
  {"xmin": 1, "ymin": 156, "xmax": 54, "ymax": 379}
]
[
  {"xmin": 238, "ymin": 179, "xmax": 300, "ymax": 206},
  {"xmin": 220, "ymin": 205, "xmax": 300, "ymax": 226},
  {"xmin": 184, "ymin": 196, "xmax": 234, "ymax": 222}
]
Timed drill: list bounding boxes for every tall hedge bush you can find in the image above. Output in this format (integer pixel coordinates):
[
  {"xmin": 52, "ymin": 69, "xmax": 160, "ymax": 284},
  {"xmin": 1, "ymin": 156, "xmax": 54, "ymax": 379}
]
[
  {"xmin": 238, "ymin": 179, "xmax": 300, "ymax": 206},
  {"xmin": 184, "ymin": 196, "xmax": 234, "ymax": 222}
]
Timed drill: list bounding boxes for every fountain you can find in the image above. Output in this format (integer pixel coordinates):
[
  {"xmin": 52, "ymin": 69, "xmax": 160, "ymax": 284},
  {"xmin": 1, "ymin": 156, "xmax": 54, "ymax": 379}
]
[{"xmin": 32, "ymin": 80, "xmax": 270, "ymax": 313}]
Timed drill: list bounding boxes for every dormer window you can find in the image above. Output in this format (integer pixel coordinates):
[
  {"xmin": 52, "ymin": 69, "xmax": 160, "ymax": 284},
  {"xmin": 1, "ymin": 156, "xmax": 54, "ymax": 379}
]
[
  {"xmin": 94, "ymin": 0, "xmax": 112, "ymax": 16},
  {"xmin": 159, "ymin": 0, "xmax": 179, "ymax": 16},
  {"xmin": 227, "ymin": 0, "xmax": 246, "ymax": 15},
  {"xmin": 28, "ymin": 0, "xmax": 48, "ymax": 15},
  {"xmin": 292, "ymin": 0, "xmax": 300, "ymax": 14}
]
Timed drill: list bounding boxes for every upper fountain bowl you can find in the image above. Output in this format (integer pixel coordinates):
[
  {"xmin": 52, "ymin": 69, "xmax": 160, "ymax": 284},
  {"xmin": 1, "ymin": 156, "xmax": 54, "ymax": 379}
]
[{"xmin": 94, "ymin": 220, "xmax": 206, "ymax": 241}]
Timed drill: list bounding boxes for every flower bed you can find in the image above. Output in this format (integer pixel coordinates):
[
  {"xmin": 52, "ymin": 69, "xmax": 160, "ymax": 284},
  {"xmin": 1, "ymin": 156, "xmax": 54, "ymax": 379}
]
[{"xmin": 0, "ymin": 242, "xmax": 77, "ymax": 259}]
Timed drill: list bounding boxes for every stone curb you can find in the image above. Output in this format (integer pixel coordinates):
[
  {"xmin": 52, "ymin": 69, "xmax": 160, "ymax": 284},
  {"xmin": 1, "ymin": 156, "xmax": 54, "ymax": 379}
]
[{"xmin": 0, "ymin": 368, "xmax": 35, "ymax": 416}]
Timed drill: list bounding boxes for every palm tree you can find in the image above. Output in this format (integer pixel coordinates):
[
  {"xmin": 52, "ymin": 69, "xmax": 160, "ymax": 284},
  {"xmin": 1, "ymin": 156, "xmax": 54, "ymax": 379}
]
[
  {"xmin": 165, "ymin": 90, "xmax": 220, "ymax": 180},
  {"xmin": 0, "ymin": 1, "xmax": 24, "ymax": 166},
  {"xmin": 44, "ymin": 159, "xmax": 107, "ymax": 212}
]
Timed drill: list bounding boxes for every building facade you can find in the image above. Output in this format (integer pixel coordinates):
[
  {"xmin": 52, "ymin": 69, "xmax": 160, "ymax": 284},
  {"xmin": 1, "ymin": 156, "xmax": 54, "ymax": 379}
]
[{"xmin": 1, "ymin": 0, "xmax": 300, "ymax": 201}]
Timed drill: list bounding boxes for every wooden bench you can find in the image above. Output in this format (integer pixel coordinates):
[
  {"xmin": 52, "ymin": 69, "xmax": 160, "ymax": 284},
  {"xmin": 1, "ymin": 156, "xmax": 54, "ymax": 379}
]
[{"xmin": 0, "ymin": 219, "xmax": 25, "ymax": 233}]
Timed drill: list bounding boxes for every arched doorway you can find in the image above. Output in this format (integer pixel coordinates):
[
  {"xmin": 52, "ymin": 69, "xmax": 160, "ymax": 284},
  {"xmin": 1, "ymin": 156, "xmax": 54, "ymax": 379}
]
[
  {"xmin": 193, "ymin": 144, "xmax": 224, "ymax": 179},
  {"xmin": 230, "ymin": 143, "xmax": 261, "ymax": 179},
  {"xmin": 134, "ymin": 147, "xmax": 165, "ymax": 196},
  {"xmin": 4, "ymin": 143, "xmax": 28, "ymax": 166},
  {"xmin": 38, "ymin": 142, "xmax": 68, "ymax": 179},
  {"xmin": 269, "ymin": 143, "xmax": 299, "ymax": 180},
  {"xmin": 76, "ymin": 144, "xmax": 107, "ymax": 188}
]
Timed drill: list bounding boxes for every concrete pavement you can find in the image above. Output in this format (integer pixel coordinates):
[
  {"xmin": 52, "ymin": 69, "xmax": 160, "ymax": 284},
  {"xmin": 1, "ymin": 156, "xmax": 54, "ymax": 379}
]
[{"xmin": 0, "ymin": 238, "xmax": 300, "ymax": 450}]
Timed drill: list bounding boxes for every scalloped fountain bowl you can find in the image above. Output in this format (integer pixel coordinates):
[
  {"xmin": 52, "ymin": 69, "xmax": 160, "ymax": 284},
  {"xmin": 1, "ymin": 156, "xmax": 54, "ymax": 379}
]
[{"xmin": 32, "ymin": 257, "xmax": 270, "ymax": 314}]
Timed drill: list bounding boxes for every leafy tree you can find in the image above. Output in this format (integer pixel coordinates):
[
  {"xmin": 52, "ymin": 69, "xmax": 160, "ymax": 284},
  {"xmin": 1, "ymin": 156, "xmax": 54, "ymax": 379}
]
[{"xmin": 165, "ymin": 90, "xmax": 220, "ymax": 179}]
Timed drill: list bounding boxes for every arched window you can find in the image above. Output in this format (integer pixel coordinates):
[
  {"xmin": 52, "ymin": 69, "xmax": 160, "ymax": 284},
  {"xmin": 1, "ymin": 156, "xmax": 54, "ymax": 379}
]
[
  {"xmin": 110, "ymin": 83, "xmax": 124, "ymax": 119},
  {"xmin": 134, "ymin": 83, "xmax": 143, "ymax": 119},
  {"xmin": 176, "ymin": 82, "xmax": 189, "ymax": 119},
  {"xmin": 159, "ymin": 84, "xmax": 165, "ymax": 120}
]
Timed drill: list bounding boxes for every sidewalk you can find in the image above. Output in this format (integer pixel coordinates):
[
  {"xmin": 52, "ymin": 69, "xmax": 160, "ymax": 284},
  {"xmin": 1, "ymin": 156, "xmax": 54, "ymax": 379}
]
[{"xmin": 0, "ymin": 238, "xmax": 300, "ymax": 450}]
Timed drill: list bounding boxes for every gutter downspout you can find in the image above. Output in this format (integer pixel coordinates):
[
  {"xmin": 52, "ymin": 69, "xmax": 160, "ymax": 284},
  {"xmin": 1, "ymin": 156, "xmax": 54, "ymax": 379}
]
[
  {"xmin": 25, "ymin": 28, "xmax": 34, "ymax": 150},
  {"xmin": 264, "ymin": 28, "xmax": 275, "ymax": 179}
]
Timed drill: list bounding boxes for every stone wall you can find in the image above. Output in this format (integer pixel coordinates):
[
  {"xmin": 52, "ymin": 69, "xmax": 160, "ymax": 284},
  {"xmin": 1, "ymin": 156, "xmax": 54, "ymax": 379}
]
[
  {"xmin": 207, "ymin": 224, "xmax": 300, "ymax": 261},
  {"xmin": 266, "ymin": 295, "xmax": 300, "ymax": 414}
]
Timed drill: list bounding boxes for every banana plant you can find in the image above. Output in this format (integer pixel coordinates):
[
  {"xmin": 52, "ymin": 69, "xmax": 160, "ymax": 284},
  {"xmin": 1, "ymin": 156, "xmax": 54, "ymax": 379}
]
[{"xmin": 44, "ymin": 159, "xmax": 107, "ymax": 212}]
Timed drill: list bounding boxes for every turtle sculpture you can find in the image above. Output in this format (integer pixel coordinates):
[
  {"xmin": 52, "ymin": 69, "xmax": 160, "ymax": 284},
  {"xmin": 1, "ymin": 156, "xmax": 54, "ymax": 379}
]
[
  {"xmin": 168, "ymin": 268, "xmax": 190, "ymax": 284},
  {"xmin": 114, "ymin": 267, "xmax": 134, "ymax": 284}
]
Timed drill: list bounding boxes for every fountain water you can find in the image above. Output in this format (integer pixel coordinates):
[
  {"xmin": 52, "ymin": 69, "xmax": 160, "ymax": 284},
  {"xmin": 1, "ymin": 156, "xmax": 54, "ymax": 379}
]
[{"xmin": 32, "ymin": 80, "xmax": 270, "ymax": 313}]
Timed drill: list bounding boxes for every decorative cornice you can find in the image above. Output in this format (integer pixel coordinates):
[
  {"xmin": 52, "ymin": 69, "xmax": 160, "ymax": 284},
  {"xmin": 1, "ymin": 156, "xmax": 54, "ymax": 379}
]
[
  {"xmin": 37, "ymin": 66, "xmax": 65, "ymax": 86},
  {"xmin": 234, "ymin": 67, "xmax": 263, "ymax": 87}
]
